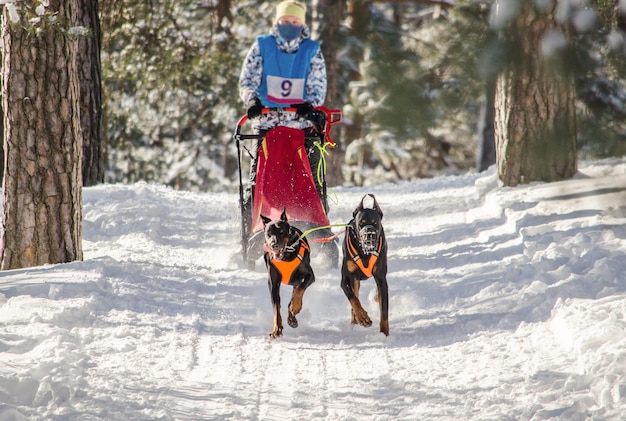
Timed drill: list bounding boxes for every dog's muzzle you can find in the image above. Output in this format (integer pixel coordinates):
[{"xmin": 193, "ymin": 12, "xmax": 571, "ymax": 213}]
[
  {"xmin": 264, "ymin": 241, "xmax": 296, "ymax": 261},
  {"xmin": 264, "ymin": 241, "xmax": 285, "ymax": 260},
  {"xmin": 359, "ymin": 225, "xmax": 379, "ymax": 254}
]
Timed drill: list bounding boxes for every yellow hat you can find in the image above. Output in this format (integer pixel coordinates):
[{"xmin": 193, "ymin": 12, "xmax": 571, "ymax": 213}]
[{"xmin": 276, "ymin": 1, "xmax": 306, "ymax": 23}]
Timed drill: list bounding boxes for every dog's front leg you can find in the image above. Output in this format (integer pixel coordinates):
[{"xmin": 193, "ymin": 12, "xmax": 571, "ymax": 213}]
[
  {"xmin": 341, "ymin": 275, "xmax": 372, "ymax": 328},
  {"xmin": 288, "ymin": 270, "xmax": 314, "ymax": 329},
  {"xmin": 268, "ymin": 277, "xmax": 283, "ymax": 338},
  {"xmin": 287, "ymin": 285, "xmax": 303, "ymax": 328},
  {"xmin": 374, "ymin": 274, "xmax": 389, "ymax": 336},
  {"xmin": 350, "ymin": 278, "xmax": 361, "ymax": 324}
]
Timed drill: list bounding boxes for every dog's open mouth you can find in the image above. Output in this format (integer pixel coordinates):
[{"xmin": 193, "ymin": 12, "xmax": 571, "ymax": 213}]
[
  {"xmin": 265, "ymin": 241, "xmax": 287, "ymax": 260},
  {"xmin": 271, "ymin": 248, "xmax": 285, "ymax": 260},
  {"xmin": 359, "ymin": 225, "xmax": 379, "ymax": 254}
]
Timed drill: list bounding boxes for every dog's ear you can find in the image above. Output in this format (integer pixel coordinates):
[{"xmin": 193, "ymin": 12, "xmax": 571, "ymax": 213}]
[
  {"xmin": 261, "ymin": 214, "xmax": 271, "ymax": 226},
  {"xmin": 353, "ymin": 196, "xmax": 366, "ymax": 218},
  {"xmin": 280, "ymin": 208, "xmax": 288, "ymax": 222},
  {"xmin": 370, "ymin": 194, "xmax": 383, "ymax": 219}
]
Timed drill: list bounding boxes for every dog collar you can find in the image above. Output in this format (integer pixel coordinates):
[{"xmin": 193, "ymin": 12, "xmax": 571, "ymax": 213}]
[{"xmin": 270, "ymin": 240, "xmax": 310, "ymax": 285}]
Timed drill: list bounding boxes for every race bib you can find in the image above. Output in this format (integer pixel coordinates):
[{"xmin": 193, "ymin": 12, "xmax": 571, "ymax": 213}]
[{"xmin": 267, "ymin": 75, "xmax": 305, "ymax": 104}]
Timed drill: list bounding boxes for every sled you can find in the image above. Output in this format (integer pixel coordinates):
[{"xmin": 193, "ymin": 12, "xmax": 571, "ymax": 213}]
[{"xmin": 233, "ymin": 106, "xmax": 342, "ymax": 268}]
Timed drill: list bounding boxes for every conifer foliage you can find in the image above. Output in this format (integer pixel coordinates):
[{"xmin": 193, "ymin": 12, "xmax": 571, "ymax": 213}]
[{"xmin": 97, "ymin": 0, "xmax": 626, "ymax": 191}]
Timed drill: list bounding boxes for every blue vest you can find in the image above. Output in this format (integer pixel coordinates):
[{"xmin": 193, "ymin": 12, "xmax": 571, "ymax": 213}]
[{"xmin": 257, "ymin": 35, "xmax": 319, "ymax": 107}]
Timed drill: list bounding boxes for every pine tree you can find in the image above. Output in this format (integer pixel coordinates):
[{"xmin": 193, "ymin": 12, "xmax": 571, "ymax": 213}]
[{"xmin": 1, "ymin": 1, "xmax": 84, "ymax": 269}]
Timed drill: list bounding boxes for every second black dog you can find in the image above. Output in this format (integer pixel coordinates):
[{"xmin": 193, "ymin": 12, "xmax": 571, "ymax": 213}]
[
  {"xmin": 261, "ymin": 209, "xmax": 315, "ymax": 338},
  {"xmin": 341, "ymin": 194, "xmax": 389, "ymax": 336}
]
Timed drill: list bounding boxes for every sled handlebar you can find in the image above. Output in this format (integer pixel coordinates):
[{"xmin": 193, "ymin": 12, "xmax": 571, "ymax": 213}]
[{"xmin": 234, "ymin": 106, "xmax": 342, "ymax": 147}]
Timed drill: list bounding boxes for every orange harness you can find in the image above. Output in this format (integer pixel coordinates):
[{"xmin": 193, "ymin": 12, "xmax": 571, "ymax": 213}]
[
  {"xmin": 346, "ymin": 232, "xmax": 383, "ymax": 278},
  {"xmin": 270, "ymin": 240, "xmax": 310, "ymax": 285}
]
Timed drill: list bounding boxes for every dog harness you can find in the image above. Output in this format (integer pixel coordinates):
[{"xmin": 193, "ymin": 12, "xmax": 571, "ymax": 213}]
[
  {"xmin": 346, "ymin": 232, "xmax": 383, "ymax": 279},
  {"xmin": 270, "ymin": 240, "xmax": 310, "ymax": 285}
]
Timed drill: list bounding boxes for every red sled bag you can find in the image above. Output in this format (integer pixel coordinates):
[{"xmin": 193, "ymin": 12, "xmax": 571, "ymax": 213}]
[{"xmin": 251, "ymin": 126, "xmax": 329, "ymax": 234}]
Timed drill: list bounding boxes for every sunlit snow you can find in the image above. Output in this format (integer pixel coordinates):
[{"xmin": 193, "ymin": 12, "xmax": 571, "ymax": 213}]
[{"xmin": 1, "ymin": 158, "xmax": 625, "ymax": 420}]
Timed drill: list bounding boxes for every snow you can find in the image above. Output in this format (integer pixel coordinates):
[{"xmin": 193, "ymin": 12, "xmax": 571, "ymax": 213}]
[{"xmin": 1, "ymin": 158, "xmax": 626, "ymax": 420}]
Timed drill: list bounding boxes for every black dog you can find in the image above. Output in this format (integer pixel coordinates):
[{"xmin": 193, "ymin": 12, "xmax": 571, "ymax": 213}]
[
  {"xmin": 341, "ymin": 194, "xmax": 389, "ymax": 336},
  {"xmin": 261, "ymin": 209, "xmax": 315, "ymax": 338}
]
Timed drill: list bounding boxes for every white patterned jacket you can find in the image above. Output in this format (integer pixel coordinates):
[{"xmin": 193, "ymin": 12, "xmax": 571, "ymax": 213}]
[{"xmin": 238, "ymin": 26, "xmax": 327, "ymax": 131}]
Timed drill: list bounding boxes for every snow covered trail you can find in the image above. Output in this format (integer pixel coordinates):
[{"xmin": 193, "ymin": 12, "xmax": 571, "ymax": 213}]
[{"xmin": 1, "ymin": 160, "xmax": 626, "ymax": 420}]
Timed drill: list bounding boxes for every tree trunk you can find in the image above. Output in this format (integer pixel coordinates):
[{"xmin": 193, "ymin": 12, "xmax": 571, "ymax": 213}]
[
  {"xmin": 315, "ymin": 0, "xmax": 345, "ymax": 187},
  {"xmin": 477, "ymin": 78, "xmax": 496, "ymax": 172},
  {"xmin": 78, "ymin": 0, "xmax": 105, "ymax": 186},
  {"xmin": 1, "ymin": 1, "xmax": 84, "ymax": 270},
  {"xmin": 494, "ymin": 0, "xmax": 577, "ymax": 187},
  {"xmin": 342, "ymin": 0, "xmax": 370, "ymax": 186},
  {"xmin": 0, "ymin": 104, "xmax": 3, "ymax": 181},
  {"xmin": 618, "ymin": 0, "xmax": 626, "ymax": 32}
]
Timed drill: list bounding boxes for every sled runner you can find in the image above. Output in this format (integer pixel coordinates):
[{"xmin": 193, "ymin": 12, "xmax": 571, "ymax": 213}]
[{"xmin": 233, "ymin": 106, "xmax": 342, "ymax": 268}]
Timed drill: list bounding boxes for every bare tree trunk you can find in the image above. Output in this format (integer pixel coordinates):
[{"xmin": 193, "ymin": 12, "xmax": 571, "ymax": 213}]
[
  {"xmin": 78, "ymin": 0, "xmax": 105, "ymax": 186},
  {"xmin": 1, "ymin": 0, "xmax": 84, "ymax": 270},
  {"xmin": 477, "ymin": 78, "xmax": 496, "ymax": 172},
  {"xmin": 315, "ymin": 0, "xmax": 345, "ymax": 187},
  {"xmin": 343, "ymin": 0, "xmax": 370, "ymax": 186},
  {"xmin": 618, "ymin": 0, "xmax": 626, "ymax": 32},
  {"xmin": 494, "ymin": 0, "xmax": 577, "ymax": 187},
  {"xmin": 0, "ymin": 103, "xmax": 3, "ymax": 181}
]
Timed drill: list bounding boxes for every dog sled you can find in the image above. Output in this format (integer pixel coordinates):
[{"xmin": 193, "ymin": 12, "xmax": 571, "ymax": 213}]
[{"xmin": 233, "ymin": 106, "xmax": 342, "ymax": 268}]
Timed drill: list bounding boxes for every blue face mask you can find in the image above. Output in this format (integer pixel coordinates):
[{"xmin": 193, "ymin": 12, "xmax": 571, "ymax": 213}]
[{"xmin": 277, "ymin": 23, "xmax": 303, "ymax": 41}]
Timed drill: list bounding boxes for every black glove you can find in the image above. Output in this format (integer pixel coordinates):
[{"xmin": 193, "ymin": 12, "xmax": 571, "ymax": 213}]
[
  {"xmin": 294, "ymin": 102, "xmax": 314, "ymax": 119},
  {"xmin": 246, "ymin": 98, "xmax": 263, "ymax": 119}
]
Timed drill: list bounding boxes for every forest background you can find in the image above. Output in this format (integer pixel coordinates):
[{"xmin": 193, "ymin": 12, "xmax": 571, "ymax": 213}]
[{"xmin": 99, "ymin": 0, "xmax": 626, "ymax": 193}]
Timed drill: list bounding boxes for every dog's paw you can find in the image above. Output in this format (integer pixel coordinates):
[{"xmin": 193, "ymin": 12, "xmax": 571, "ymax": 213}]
[
  {"xmin": 287, "ymin": 312, "xmax": 298, "ymax": 328},
  {"xmin": 352, "ymin": 309, "xmax": 372, "ymax": 328},
  {"xmin": 269, "ymin": 326, "xmax": 283, "ymax": 338},
  {"xmin": 380, "ymin": 320, "xmax": 389, "ymax": 336}
]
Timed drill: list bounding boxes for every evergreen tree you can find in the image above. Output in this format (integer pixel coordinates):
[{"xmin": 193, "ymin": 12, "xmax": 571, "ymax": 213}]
[
  {"xmin": 1, "ymin": 0, "xmax": 84, "ymax": 269},
  {"xmin": 493, "ymin": 0, "xmax": 577, "ymax": 186},
  {"xmin": 574, "ymin": 0, "xmax": 626, "ymax": 158},
  {"xmin": 100, "ymin": 0, "xmax": 273, "ymax": 191},
  {"xmin": 97, "ymin": 0, "xmax": 626, "ymax": 190}
]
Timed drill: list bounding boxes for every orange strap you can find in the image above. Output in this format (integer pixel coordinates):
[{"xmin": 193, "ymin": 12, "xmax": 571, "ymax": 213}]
[
  {"xmin": 271, "ymin": 241, "xmax": 310, "ymax": 285},
  {"xmin": 346, "ymin": 233, "xmax": 382, "ymax": 278}
]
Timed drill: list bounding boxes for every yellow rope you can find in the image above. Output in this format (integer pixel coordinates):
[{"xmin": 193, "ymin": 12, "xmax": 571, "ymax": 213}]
[
  {"xmin": 314, "ymin": 141, "xmax": 339, "ymax": 206},
  {"xmin": 314, "ymin": 141, "xmax": 331, "ymax": 187},
  {"xmin": 299, "ymin": 223, "xmax": 348, "ymax": 240}
]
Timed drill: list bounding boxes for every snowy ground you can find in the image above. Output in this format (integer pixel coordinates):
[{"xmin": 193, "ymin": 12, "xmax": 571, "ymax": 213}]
[{"xmin": 1, "ymin": 158, "xmax": 625, "ymax": 420}]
